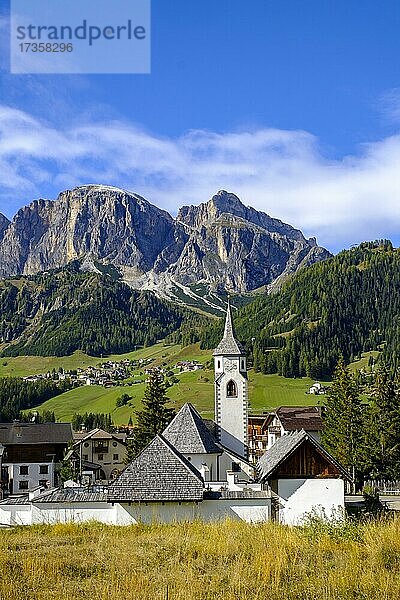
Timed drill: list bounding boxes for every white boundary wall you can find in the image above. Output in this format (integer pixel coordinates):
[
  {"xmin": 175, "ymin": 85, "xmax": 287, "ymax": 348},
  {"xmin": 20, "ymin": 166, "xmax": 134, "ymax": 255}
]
[{"xmin": 0, "ymin": 498, "xmax": 271, "ymax": 526}]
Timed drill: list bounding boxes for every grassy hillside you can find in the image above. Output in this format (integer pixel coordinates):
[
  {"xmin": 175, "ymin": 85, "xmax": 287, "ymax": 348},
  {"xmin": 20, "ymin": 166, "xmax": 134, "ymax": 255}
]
[
  {"xmin": 37, "ymin": 372, "xmax": 317, "ymax": 424},
  {"xmin": 1, "ymin": 519, "xmax": 400, "ymax": 600},
  {"xmin": 6, "ymin": 341, "xmax": 377, "ymax": 425},
  {"xmin": 0, "ymin": 340, "xmax": 329, "ymax": 424}
]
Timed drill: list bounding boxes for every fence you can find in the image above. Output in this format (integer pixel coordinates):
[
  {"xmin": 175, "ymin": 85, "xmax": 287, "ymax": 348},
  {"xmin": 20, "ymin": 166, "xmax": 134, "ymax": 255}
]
[{"xmin": 364, "ymin": 480, "xmax": 400, "ymax": 495}]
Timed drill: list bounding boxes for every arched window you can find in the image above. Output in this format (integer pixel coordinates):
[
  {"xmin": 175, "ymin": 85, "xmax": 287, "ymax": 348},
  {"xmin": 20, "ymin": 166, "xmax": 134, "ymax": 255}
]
[{"xmin": 226, "ymin": 379, "xmax": 238, "ymax": 397}]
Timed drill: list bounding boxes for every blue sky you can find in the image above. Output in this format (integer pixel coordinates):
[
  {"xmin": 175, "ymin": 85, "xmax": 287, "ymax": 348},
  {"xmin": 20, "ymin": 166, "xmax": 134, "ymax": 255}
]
[{"xmin": 1, "ymin": 0, "xmax": 400, "ymax": 252}]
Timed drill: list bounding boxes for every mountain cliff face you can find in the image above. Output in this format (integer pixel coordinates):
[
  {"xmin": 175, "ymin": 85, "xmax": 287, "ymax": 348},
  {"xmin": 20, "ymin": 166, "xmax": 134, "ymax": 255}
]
[
  {"xmin": 0, "ymin": 186, "xmax": 331, "ymax": 298},
  {"xmin": 0, "ymin": 213, "xmax": 10, "ymax": 240}
]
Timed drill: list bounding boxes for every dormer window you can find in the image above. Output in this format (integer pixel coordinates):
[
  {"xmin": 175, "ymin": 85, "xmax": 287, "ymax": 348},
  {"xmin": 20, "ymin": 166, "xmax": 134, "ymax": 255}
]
[{"xmin": 226, "ymin": 380, "xmax": 238, "ymax": 398}]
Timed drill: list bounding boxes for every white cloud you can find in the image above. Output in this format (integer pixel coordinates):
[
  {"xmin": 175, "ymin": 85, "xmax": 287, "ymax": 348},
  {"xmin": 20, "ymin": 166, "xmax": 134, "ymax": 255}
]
[{"xmin": 0, "ymin": 104, "xmax": 399, "ymax": 252}]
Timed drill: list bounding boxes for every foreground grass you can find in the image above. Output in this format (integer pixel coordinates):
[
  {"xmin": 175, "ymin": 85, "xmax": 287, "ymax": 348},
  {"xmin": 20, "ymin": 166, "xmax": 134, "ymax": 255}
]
[{"xmin": 1, "ymin": 518, "xmax": 400, "ymax": 599}]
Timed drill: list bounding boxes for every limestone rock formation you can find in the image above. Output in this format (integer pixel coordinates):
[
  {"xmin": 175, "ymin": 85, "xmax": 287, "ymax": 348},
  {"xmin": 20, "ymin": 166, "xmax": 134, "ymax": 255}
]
[{"xmin": 0, "ymin": 186, "xmax": 331, "ymax": 297}]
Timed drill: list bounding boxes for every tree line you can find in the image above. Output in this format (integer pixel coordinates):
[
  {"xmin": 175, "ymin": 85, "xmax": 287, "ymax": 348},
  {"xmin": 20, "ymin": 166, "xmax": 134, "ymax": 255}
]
[
  {"xmin": 322, "ymin": 358, "xmax": 400, "ymax": 486},
  {"xmin": 0, "ymin": 377, "xmax": 71, "ymax": 421},
  {"xmin": 0, "ymin": 262, "xmax": 186, "ymax": 357},
  {"xmin": 200, "ymin": 240, "xmax": 400, "ymax": 379}
]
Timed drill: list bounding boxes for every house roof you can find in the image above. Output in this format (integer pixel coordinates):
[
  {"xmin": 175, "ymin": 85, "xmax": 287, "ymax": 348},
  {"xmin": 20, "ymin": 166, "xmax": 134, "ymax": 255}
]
[
  {"xmin": 0, "ymin": 422, "xmax": 73, "ymax": 446},
  {"xmin": 107, "ymin": 435, "xmax": 204, "ymax": 503},
  {"xmin": 162, "ymin": 403, "xmax": 222, "ymax": 455},
  {"xmin": 33, "ymin": 488, "xmax": 108, "ymax": 503},
  {"xmin": 73, "ymin": 428, "xmax": 127, "ymax": 443},
  {"xmin": 204, "ymin": 489, "xmax": 271, "ymax": 500},
  {"xmin": 213, "ymin": 300, "xmax": 245, "ymax": 356},
  {"xmin": 274, "ymin": 406, "xmax": 324, "ymax": 432},
  {"xmin": 0, "ymin": 495, "xmax": 31, "ymax": 505},
  {"xmin": 256, "ymin": 429, "xmax": 350, "ymax": 481}
]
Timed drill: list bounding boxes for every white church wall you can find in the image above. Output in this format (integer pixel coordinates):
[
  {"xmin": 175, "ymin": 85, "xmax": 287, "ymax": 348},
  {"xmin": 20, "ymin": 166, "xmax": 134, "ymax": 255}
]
[
  {"xmin": 183, "ymin": 454, "xmax": 218, "ymax": 481},
  {"xmin": 0, "ymin": 505, "xmax": 12, "ymax": 525},
  {"xmin": 277, "ymin": 478, "xmax": 345, "ymax": 525},
  {"xmin": 1, "ymin": 498, "xmax": 272, "ymax": 526},
  {"xmin": 218, "ymin": 451, "xmax": 253, "ymax": 480}
]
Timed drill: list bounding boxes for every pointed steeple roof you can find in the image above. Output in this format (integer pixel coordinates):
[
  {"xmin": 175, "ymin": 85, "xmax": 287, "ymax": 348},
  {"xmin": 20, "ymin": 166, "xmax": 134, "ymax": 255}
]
[
  {"xmin": 213, "ymin": 299, "xmax": 245, "ymax": 356},
  {"xmin": 162, "ymin": 403, "xmax": 221, "ymax": 454}
]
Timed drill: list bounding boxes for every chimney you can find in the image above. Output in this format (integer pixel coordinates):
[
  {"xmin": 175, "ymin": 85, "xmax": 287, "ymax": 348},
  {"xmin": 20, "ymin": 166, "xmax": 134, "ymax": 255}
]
[
  {"xmin": 200, "ymin": 463, "xmax": 210, "ymax": 482},
  {"xmin": 226, "ymin": 470, "xmax": 239, "ymax": 491}
]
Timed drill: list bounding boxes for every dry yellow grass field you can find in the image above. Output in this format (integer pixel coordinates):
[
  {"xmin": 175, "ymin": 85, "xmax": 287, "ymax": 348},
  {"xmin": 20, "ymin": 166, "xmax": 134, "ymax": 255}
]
[{"xmin": 1, "ymin": 518, "xmax": 400, "ymax": 599}]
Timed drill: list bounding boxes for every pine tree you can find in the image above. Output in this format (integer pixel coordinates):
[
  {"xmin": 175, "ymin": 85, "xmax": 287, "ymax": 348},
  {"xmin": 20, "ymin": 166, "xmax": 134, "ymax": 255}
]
[
  {"xmin": 321, "ymin": 357, "xmax": 365, "ymax": 491},
  {"xmin": 133, "ymin": 372, "xmax": 175, "ymax": 455},
  {"xmin": 364, "ymin": 365, "xmax": 400, "ymax": 479}
]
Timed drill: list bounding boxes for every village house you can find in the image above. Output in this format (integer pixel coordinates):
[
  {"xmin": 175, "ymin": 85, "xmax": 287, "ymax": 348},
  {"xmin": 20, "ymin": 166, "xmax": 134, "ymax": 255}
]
[
  {"xmin": 0, "ymin": 302, "xmax": 349, "ymax": 527},
  {"xmin": 257, "ymin": 429, "xmax": 349, "ymax": 524},
  {"xmin": 72, "ymin": 428, "xmax": 128, "ymax": 481},
  {"xmin": 0, "ymin": 422, "xmax": 72, "ymax": 495},
  {"xmin": 248, "ymin": 406, "xmax": 324, "ymax": 462},
  {"xmin": 308, "ymin": 381, "xmax": 326, "ymax": 395},
  {"xmin": 263, "ymin": 406, "xmax": 324, "ymax": 450},
  {"xmin": 248, "ymin": 414, "xmax": 270, "ymax": 463}
]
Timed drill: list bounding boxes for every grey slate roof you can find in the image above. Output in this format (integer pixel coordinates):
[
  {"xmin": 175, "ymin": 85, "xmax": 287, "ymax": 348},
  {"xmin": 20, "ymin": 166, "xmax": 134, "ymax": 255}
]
[
  {"xmin": 107, "ymin": 435, "xmax": 204, "ymax": 503},
  {"xmin": 257, "ymin": 429, "xmax": 350, "ymax": 481},
  {"xmin": 213, "ymin": 300, "xmax": 245, "ymax": 356},
  {"xmin": 204, "ymin": 489, "xmax": 271, "ymax": 500},
  {"xmin": 162, "ymin": 403, "xmax": 222, "ymax": 454},
  {"xmin": 0, "ymin": 495, "xmax": 31, "ymax": 505},
  {"xmin": 0, "ymin": 422, "xmax": 73, "ymax": 445},
  {"xmin": 33, "ymin": 488, "xmax": 108, "ymax": 503},
  {"xmin": 73, "ymin": 428, "xmax": 127, "ymax": 443}
]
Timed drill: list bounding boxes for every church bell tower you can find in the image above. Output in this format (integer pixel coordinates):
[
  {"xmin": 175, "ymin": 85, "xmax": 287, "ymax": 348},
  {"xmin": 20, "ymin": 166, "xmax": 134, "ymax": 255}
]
[{"xmin": 214, "ymin": 300, "xmax": 248, "ymax": 458}]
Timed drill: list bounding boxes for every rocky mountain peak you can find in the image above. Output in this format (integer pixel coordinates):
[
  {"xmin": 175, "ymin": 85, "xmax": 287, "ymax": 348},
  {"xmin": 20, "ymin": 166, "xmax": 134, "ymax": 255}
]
[
  {"xmin": 0, "ymin": 186, "xmax": 331, "ymax": 299},
  {"xmin": 209, "ymin": 190, "xmax": 245, "ymax": 214}
]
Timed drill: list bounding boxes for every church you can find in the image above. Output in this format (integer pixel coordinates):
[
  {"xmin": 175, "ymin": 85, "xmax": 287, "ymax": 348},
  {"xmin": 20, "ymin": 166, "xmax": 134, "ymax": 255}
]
[{"xmin": 0, "ymin": 302, "xmax": 350, "ymax": 526}]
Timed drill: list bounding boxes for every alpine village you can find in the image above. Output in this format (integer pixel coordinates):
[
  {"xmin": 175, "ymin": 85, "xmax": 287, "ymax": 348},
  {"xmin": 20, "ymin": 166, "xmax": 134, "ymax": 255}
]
[{"xmin": 1, "ymin": 187, "xmax": 400, "ymax": 597}]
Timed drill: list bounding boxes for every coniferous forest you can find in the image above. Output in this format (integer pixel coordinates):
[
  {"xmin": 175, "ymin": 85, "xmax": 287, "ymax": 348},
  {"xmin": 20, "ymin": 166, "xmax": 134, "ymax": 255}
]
[
  {"xmin": 0, "ymin": 377, "xmax": 71, "ymax": 421},
  {"xmin": 200, "ymin": 240, "xmax": 400, "ymax": 379},
  {"xmin": 0, "ymin": 262, "xmax": 186, "ymax": 357},
  {"xmin": 3, "ymin": 241, "xmax": 400, "ymax": 384}
]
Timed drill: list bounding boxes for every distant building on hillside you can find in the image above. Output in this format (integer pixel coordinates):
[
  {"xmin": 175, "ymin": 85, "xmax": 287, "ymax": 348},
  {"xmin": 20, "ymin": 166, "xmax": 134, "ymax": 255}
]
[{"xmin": 308, "ymin": 381, "xmax": 326, "ymax": 395}]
